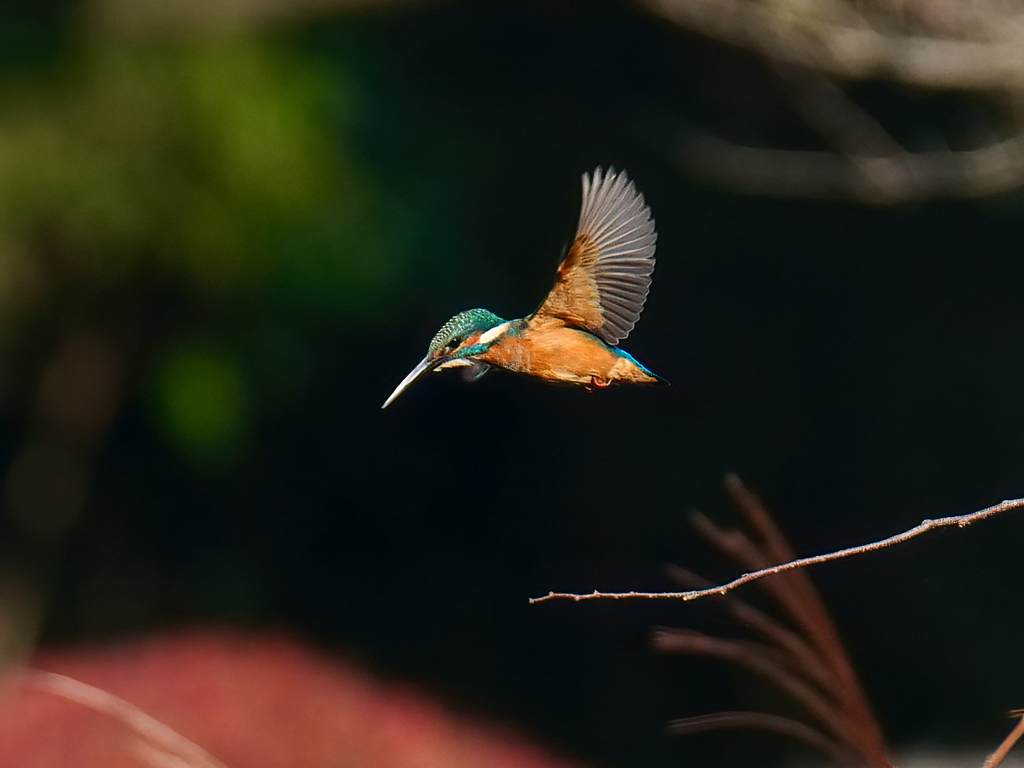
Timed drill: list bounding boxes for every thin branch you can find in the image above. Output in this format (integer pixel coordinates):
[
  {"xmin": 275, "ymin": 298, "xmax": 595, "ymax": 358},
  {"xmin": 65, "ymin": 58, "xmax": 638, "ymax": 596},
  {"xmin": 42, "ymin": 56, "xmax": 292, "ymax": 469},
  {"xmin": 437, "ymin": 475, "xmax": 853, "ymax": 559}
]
[
  {"xmin": 664, "ymin": 564, "xmax": 837, "ymax": 692},
  {"xmin": 983, "ymin": 711, "xmax": 1024, "ymax": 768},
  {"xmin": 529, "ymin": 497, "xmax": 1024, "ymax": 604}
]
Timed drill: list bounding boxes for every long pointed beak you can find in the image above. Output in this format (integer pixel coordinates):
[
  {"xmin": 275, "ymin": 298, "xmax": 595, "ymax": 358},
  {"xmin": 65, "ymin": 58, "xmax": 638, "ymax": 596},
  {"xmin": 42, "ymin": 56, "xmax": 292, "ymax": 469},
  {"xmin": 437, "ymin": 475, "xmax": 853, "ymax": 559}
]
[{"xmin": 382, "ymin": 356, "xmax": 437, "ymax": 409}]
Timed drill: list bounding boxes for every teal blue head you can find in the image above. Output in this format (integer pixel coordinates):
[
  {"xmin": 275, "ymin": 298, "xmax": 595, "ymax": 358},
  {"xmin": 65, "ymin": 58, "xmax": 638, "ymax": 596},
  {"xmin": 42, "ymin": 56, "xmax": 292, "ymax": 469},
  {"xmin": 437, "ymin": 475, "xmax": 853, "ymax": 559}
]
[{"xmin": 382, "ymin": 309, "xmax": 507, "ymax": 408}]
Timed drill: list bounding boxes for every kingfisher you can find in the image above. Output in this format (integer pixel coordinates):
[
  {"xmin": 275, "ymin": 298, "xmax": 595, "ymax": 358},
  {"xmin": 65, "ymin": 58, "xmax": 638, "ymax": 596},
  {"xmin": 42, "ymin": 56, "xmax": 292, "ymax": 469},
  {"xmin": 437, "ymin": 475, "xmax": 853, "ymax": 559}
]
[{"xmin": 382, "ymin": 167, "xmax": 664, "ymax": 409}]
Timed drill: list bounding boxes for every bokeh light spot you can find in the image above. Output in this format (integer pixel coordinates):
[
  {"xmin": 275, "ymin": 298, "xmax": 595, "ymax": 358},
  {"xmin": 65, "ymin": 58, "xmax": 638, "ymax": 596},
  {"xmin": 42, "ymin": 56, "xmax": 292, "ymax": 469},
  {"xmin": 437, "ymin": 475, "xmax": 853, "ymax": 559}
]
[{"xmin": 155, "ymin": 345, "xmax": 248, "ymax": 463}]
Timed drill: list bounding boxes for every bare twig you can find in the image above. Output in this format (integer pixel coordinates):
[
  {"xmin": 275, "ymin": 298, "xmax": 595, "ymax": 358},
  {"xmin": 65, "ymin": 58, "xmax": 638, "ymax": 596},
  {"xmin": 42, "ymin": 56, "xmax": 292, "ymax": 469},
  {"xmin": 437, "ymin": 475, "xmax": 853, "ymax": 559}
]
[
  {"xmin": 983, "ymin": 711, "xmax": 1024, "ymax": 768},
  {"xmin": 665, "ymin": 565, "xmax": 837, "ymax": 691},
  {"xmin": 529, "ymin": 496, "xmax": 1024, "ymax": 604}
]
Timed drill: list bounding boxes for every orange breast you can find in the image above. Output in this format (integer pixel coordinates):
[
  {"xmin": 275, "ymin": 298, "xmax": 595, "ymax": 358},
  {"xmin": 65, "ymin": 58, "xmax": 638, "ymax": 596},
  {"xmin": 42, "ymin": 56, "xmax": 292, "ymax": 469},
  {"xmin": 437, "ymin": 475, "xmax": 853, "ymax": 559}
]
[{"xmin": 478, "ymin": 319, "xmax": 656, "ymax": 386}]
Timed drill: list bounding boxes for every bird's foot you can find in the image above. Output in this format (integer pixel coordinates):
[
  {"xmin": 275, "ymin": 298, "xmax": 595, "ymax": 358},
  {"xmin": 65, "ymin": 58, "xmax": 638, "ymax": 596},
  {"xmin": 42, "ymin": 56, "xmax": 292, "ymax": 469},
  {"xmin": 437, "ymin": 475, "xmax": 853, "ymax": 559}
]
[{"xmin": 587, "ymin": 376, "xmax": 610, "ymax": 390}]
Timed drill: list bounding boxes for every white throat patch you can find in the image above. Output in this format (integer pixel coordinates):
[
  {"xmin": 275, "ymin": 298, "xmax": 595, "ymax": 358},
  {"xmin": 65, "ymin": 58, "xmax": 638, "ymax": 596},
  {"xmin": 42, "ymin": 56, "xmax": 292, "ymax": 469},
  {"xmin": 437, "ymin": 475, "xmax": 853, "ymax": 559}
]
[{"xmin": 477, "ymin": 321, "xmax": 510, "ymax": 345}]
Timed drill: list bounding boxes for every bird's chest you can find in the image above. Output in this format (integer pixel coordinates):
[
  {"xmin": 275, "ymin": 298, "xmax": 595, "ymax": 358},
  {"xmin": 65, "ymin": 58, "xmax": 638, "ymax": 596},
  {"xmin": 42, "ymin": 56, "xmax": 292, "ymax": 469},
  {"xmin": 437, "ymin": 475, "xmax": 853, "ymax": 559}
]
[{"xmin": 481, "ymin": 327, "xmax": 619, "ymax": 385}]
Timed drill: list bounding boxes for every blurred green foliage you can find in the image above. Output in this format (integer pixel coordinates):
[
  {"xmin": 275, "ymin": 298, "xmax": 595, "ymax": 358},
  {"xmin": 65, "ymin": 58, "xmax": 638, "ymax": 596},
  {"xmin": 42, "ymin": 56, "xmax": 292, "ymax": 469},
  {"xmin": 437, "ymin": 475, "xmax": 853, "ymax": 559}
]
[
  {"xmin": 0, "ymin": 23, "xmax": 422, "ymax": 463},
  {"xmin": 0, "ymin": 29, "xmax": 415, "ymax": 299},
  {"xmin": 154, "ymin": 342, "xmax": 246, "ymax": 463}
]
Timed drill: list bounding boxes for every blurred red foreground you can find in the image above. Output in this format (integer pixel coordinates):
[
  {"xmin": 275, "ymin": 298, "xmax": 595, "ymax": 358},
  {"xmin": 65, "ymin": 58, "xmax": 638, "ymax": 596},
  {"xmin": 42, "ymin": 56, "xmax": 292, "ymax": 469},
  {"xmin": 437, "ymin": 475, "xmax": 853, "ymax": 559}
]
[{"xmin": 0, "ymin": 630, "xmax": 581, "ymax": 768}]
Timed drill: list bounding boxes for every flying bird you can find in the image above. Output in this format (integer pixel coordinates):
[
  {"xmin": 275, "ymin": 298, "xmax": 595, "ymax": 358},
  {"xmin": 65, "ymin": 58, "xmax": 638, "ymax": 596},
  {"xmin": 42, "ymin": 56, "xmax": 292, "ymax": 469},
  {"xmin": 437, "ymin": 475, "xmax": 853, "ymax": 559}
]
[{"xmin": 382, "ymin": 167, "xmax": 663, "ymax": 409}]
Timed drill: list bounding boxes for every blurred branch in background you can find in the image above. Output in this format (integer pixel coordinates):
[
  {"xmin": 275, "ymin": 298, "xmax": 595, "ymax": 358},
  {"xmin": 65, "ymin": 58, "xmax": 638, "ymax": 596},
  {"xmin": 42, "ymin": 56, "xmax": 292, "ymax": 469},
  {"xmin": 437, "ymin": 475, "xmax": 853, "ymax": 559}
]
[
  {"xmin": 23, "ymin": 671, "xmax": 228, "ymax": 768},
  {"xmin": 529, "ymin": 477, "xmax": 1024, "ymax": 766},
  {"xmin": 652, "ymin": 478, "xmax": 1024, "ymax": 768},
  {"xmin": 641, "ymin": 0, "xmax": 1024, "ymax": 203},
  {"xmin": 656, "ymin": 477, "xmax": 892, "ymax": 767},
  {"xmin": 0, "ymin": 632, "xmax": 584, "ymax": 768}
]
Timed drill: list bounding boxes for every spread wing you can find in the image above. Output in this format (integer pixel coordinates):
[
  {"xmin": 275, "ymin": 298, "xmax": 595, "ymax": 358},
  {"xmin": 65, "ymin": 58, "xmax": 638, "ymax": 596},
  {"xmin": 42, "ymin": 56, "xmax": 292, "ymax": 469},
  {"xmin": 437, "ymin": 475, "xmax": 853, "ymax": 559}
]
[{"xmin": 532, "ymin": 167, "xmax": 656, "ymax": 345}]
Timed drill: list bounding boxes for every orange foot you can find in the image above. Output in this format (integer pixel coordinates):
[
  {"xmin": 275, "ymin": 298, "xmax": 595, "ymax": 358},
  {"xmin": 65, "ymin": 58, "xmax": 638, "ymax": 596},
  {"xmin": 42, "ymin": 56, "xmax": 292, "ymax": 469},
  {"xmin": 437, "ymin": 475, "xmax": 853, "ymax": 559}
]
[{"xmin": 589, "ymin": 376, "xmax": 610, "ymax": 389}]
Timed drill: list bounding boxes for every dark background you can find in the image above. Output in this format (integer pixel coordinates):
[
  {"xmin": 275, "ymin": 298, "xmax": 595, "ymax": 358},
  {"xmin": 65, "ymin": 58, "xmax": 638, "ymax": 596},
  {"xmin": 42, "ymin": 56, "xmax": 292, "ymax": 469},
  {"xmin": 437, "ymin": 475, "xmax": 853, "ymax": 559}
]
[{"xmin": 2, "ymin": 1, "xmax": 1023, "ymax": 767}]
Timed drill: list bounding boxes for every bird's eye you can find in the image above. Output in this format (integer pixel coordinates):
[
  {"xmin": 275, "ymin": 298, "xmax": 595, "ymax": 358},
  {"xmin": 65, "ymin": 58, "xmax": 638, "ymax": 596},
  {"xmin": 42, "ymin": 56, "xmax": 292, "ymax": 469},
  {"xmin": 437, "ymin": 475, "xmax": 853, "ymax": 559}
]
[{"xmin": 447, "ymin": 337, "xmax": 462, "ymax": 351}]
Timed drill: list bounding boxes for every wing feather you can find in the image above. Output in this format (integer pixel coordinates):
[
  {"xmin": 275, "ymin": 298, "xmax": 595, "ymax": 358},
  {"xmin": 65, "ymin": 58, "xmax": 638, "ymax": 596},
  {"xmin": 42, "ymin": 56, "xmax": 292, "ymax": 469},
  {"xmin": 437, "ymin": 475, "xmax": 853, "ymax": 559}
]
[{"xmin": 533, "ymin": 167, "xmax": 657, "ymax": 345}]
